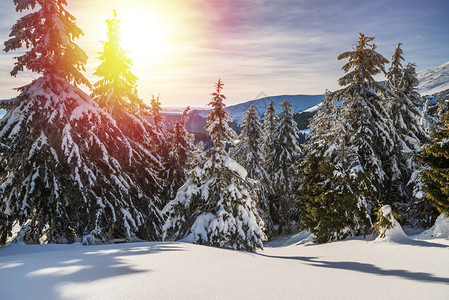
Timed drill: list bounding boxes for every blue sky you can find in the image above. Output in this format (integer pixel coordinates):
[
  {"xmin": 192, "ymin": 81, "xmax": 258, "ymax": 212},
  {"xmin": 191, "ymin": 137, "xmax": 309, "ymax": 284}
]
[{"xmin": 0, "ymin": 0, "xmax": 448, "ymax": 107}]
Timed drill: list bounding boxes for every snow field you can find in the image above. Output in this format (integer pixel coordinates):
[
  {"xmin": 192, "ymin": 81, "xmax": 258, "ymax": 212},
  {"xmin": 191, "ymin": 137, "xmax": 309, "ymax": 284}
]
[{"xmin": 1, "ymin": 234, "xmax": 449, "ymax": 299}]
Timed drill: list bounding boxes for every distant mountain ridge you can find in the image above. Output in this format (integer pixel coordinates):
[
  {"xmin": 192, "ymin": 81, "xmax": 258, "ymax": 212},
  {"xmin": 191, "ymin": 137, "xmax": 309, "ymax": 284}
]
[
  {"xmin": 190, "ymin": 94, "xmax": 324, "ymax": 125},
  {"xmin": 173, "ymin": 60, "xmax": 449, "ymax": 127}
]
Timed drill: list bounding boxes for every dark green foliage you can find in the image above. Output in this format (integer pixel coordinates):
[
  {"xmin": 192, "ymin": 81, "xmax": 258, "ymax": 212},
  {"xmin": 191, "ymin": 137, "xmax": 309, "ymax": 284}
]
[
  {"xmin": 419, "ymin": 101, "xmax": 449, "ymax": 216},
  {"xmin": 268, "ymin": 100, "xmax": 301, "ymax": 234},
  {"xmin": 293, "ymin": 111, "xmax": 316, "ymax": 130},
  {"xmin": 296, "ymin": 34, "xmax": 395, "ymax": 243},
  {"xmin": 373, "ymin": 205, "xmax": 401, "ymax": 238},
  {"xmin": 298, "ymin": 155, "xmax": 370, "ymax": 243}
]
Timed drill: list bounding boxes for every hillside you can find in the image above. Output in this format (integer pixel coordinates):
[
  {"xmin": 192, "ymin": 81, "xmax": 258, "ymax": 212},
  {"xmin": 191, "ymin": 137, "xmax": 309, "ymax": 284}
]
[{"xmin": 418, "ymin": 61, "xmax": 449, "ymax": 96}]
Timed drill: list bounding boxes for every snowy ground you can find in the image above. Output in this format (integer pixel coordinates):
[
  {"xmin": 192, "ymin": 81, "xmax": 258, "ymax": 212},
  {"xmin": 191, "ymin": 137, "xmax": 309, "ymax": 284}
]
[{"xmin": 1, "ymin": 233, "xmax": 449, "ymax": 299}]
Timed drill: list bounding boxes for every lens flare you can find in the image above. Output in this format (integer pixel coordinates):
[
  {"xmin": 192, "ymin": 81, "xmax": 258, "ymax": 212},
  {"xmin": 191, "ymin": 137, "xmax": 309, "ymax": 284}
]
[{"xmin": 118, "ymin": 8, "xmax": 169, "ymax": 66}]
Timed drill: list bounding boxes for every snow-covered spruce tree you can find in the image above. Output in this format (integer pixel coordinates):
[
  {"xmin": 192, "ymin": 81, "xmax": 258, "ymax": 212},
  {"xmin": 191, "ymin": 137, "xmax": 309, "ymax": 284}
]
[
  {"xmin": 149, "ymin": 94, "xmax": 172, "ymax": 205},
  {"xmin": 297, "ymin": 92, "xmax": 337, "ymax": 158},
  {"xmin": 385, "ymin": 46, "xmax": 428, "ymax": 224},
  {"xmin": 91, "ymin": 11, "xmax": 164, "ymax": 230},
  {"xmin": 297, "ymin": 94, "xmax": 371, "ymax": 243},
  {"xmin": 373, "ymin": 205, "xmax": 407, "ymax": 242},
  {"xmin": 149, "ymin": 94, "xmax": 170, "ymax": 186},
  {"xmin": 150, "ymin": 94, "xmax": 165, "ymax": 131},
  {"xmin": 385, "ymin": 43, "xmax": 404, "ymax": 92},
  {"xmin": 271, "ymin": 100, "xmax": 301, "ymax": 234},
  {"xmin": 0, "ymin": 1, "xmax": 162, "ymax": 245},
  {"xmin": 419, "ymin": 99, "xmax": 449, "ymax": 217},
  {"xmin": 204, "ymin": 80, "xmax": 238, "ymax": 145},
  {"xmin": 162, "ymin": 80, "xmax": 265, "ymax": 251},
  {"xmin": 234, "ymin": 104, "xmax": 274, "ymax": 237},
  {"xmin": 262, "ymin": 101, "xmax": 278, "ymax": 228},
  {"xmin": 165, "ymin": 107, "xmax": 195, "ymax": 200},
  {"xmin": 335, "ymin": 33, "xmax": 395, "ymax": 207},
  {"xmin": 297, "ymin": 33, "xmax": 394, "ymax": 242}
]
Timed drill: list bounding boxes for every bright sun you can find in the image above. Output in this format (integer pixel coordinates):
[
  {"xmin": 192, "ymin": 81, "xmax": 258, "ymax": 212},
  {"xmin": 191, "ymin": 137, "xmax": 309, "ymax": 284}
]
[{"xmin": 118, "ymin": 8, "xmax": 169, "ymax": 66}]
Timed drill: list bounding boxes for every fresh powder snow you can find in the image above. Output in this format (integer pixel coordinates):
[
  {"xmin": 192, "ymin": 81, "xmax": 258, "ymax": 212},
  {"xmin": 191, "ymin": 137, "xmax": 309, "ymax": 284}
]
[{"xmin": 1, "ymin": 233, "xmax": 449, "ymax": 299}]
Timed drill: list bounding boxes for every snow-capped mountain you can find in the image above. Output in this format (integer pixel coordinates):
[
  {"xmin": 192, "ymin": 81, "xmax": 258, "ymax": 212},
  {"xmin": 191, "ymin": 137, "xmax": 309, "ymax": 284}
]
[
  {"xmin": 418, "ymin": 61, "xmax": 449, "ymax": 96},
  {"xmin": 180, "ymin": 60, "xmax": 449, "ymax": 126},
  {"xmin": 191, "ymin": 94, "xmax": 324, "ymax": 124}
]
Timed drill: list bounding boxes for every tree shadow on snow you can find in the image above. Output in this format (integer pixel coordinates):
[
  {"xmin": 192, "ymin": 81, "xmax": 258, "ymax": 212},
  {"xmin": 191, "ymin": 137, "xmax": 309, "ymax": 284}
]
[
  {"xmin": 0, "ymin": 242, "xmax": 184, "ymax": 299},
  {"xmin": 257, "ymin": 253, "xmax": 449, "ymax": 284},
  {"xmin": 394, "ymin": 238, "xmax": 449, "ymax": 249},
  {"xmin": 295, "ymin": 236, "xmax": 449, "ymax": 249}
]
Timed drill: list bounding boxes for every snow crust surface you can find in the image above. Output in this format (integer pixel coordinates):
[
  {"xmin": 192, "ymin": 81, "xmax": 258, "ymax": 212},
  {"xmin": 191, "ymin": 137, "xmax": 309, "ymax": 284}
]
[{"xmin": 1, "ymin": 234, "xmax": 449, "ymax": 299}]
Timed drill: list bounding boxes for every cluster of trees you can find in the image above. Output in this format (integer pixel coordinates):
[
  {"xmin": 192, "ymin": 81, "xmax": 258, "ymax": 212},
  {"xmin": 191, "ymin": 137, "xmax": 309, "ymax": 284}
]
[
  {"xmin": 0, "ymin": 0, "xmax": 296, "ymax": 250},
  {"xmin": 0, "ymin": 1, "xmax": 448, "ymax": 251},
  {"xmin": 297, "ymin": 35, "xmax": 431, "ymax": 242},
  {"xmin": 0, "ymin": 2, "xmax": 192, "ymax": 245}
]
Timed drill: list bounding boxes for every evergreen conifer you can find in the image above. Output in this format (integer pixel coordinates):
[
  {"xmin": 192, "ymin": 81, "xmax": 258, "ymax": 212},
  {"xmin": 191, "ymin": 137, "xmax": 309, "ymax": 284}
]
[
  {"xmin": 262, "ymin": 101, "xmax": 278, "ymax": 229},
  {"xmin": 297, "ymin": 93, "xmax": 371, "ymax": 242},
  {"xmin": 419, "ymin": 96, "xmax": 449, "ymax": 216},
  {"xmin": 297, "ymin": 33, "xmax": 393, "ymax": 242},
  {"xmin": 165, "ymin": 107, "xmax": 195, "ymax": 200},
  {"xmin": 234, "ymin": 104, "xmax": 273, "ymax": 236},
  {"xmin": 91, "ymin": 10, "xmax": 144, "ymax": 111},
  {"xmin": 385, "ymin": 45, "xmax": 428, "ymax": 224},
  {"xmin": 271, "ymin": 100, "xmax": 301, "ymax": 234},
  {"xmin": 162, "ymin": 80, "xmax": 265, "ymax": 251}
]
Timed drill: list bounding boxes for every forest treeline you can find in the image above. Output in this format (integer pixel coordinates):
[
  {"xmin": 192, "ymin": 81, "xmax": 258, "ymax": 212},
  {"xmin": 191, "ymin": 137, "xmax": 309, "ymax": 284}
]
[{"xmin": 1, "ymin": 1, "xmax": 448, "ymax": 251}]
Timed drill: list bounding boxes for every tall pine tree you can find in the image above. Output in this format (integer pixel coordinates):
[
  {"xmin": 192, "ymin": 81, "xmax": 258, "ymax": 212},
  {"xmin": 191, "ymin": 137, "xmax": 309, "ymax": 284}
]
[
  {"xmin": 335, "ymin": 33, "xmax": 394, "ymax": 206},
  {"xmin": 262, "ymin": 101, "xmax": 278, "ymax": 230},
  {"xmin": 91, "ymin": 10, "xmax": 164, "ymax": 229},
  {"xmin": 271, "ymin": 100, "xmax": 301, "ymax": 234},
  {"xmin": 165, "ymin": 107, "xmax": 195, "ymax": 200},
  {"xmin": 298, "ymin": 93, "xmax": 371, "ymax": 243},
  {"xmin": 204, "ymin": 80, "xmax": 238, "ymax": 146},
  {"xmin": 91, "ymin": 10, "xmax": 144, "ymax": 111},
  {"xmin": 385, "ymin": 44, "xmax": 428, "ymax": 224},
  {"xmin": 297, "ymin": 33, "xmax": 393, "ymax": 242},
  {"xmin": 419, "ymin": 95, "xmax": 449, "ymax": 217},
  {"xmin": 234, "ymin": 104, "xmax": 274, "ymax": 236},
  {"xmin": 148, "ymin": 94, "xmax": 172, "ymax": 205},
  {"xmin": 162, "ymin": 80, "xmax": 265, "ymax": 251}
]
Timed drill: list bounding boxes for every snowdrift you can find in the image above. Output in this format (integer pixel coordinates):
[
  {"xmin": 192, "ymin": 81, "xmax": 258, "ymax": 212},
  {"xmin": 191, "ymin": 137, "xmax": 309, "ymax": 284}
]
[{"xmin": 415, "ymin": 214, "xmax": 449, "ymax": 240}]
